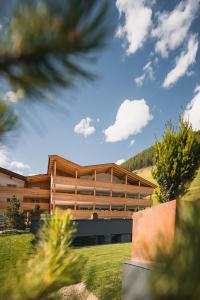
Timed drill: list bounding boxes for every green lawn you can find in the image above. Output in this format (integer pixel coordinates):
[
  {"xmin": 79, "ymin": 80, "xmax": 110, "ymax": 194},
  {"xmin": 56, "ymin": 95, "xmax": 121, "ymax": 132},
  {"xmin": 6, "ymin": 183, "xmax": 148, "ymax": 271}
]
[{"xmin": 0, "ymin": 234, "xmax": 131, "ymax": 300}]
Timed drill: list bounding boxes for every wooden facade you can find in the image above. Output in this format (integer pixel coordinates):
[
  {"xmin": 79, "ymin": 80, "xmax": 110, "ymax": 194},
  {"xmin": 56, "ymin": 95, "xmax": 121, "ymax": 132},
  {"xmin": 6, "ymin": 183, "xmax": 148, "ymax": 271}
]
[{"xmin": 0, "ymin": 155, "xmax": 156, "ymax": 219}]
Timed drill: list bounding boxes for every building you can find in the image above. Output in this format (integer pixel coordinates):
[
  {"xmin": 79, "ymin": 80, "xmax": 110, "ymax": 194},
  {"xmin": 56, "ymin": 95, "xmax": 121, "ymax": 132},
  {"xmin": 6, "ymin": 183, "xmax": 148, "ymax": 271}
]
[{"xmin": 0, "ymin": 155, "xmax": 156, "ymax": 220}]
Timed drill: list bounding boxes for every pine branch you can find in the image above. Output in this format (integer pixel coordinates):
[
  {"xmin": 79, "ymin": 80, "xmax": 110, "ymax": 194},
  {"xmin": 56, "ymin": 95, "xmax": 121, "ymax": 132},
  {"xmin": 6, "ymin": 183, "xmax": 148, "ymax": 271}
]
[{"xmin": 0, "ymin": 0, "xmax": 109, "ymax": 98}]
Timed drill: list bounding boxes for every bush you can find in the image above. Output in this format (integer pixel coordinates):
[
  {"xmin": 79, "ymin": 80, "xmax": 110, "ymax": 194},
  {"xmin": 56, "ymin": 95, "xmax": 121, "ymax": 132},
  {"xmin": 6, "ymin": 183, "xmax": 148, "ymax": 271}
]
[{"xmin": 5, "ymin": 195, "xmax": 25, "ymax": 230}]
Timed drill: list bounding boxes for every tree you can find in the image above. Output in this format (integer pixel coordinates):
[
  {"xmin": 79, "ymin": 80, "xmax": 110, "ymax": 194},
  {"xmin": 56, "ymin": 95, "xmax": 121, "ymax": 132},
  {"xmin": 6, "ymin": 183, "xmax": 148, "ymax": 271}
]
[
  {"xmin": 0, "ymin": 209, "xmax": 86, "ymax": 300},
  {"xmin": 0, "ymin": 0, "xmax": 110, "ymax": 139},
  {"xmin": 5, "ymin": 195, "xmax": 25, "ymax": 229},
  {"xmin": 152, "ymin": 119, "xmax": 200, "ymax": 203}
]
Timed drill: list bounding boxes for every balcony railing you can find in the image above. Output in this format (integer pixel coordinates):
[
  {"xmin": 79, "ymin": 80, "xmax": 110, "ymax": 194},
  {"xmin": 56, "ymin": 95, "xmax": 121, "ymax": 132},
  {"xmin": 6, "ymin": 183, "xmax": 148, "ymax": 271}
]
[
  {"xmin": 0, "ymin": 187, "xmax": 50, "ymax": 198},
  {"xmin": 53, "ymin": 192, "xmax": 151, "ymax": 207},
  {"xmin": 53, "ymin": 176, "xmax": 154, "ymax": 194},
  {"xmin": 66, "ymin": 209, "xmax": 133, "ymax": 219}
]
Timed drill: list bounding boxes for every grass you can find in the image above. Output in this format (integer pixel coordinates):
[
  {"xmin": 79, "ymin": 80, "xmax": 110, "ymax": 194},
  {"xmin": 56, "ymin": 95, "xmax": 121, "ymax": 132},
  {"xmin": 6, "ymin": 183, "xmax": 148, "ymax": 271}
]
[
  {"xmin": 136, "ymin": 166, "xmax": 200, "ymax": 204},
  {"xmin": 0, "ymin": 234, "xmax": 131, "ymax": 300}
]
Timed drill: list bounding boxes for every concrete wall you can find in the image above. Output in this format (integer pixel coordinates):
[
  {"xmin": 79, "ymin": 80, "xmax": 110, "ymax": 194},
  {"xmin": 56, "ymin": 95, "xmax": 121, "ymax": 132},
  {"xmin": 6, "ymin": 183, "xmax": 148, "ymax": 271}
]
[
  {"xmin": 31, "ymin": 219, "xmax": 132, "ymax": 245},
  {"xmin": 122, "ymin": 261, "xmax": 154, "ymax": 300}
]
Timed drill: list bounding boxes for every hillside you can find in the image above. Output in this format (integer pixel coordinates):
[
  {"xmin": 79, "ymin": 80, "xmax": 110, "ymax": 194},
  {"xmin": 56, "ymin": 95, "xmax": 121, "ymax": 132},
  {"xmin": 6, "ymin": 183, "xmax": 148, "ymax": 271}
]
[
  {"xmin": 122, "ymin": 131, "xmax": 200, "ymax": 172},
  {"xmin": 135, "ymin": 166, "xmax": 200, "ymax": 203},
  {"xmin": 122, "ymin": 146, "xmax": 154, "ymax": 171},
  {"xmin": 122, "ymin": 131, "xmax": 200, "ymax": 203}
]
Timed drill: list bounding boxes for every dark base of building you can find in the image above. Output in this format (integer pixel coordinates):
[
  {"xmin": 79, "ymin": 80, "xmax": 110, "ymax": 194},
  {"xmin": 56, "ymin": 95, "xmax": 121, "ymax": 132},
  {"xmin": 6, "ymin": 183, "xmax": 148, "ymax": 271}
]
[{"xmin": 31, "ymin": 218, "xmax": 132, "ymax": 246}]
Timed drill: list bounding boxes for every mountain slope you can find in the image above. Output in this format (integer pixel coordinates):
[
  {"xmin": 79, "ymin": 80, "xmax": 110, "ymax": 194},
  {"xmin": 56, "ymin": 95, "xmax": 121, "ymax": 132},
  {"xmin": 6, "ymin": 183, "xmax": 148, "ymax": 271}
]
[{"xmin": 135, "ymin": 166, "xmax": 200, "ymax": 203}]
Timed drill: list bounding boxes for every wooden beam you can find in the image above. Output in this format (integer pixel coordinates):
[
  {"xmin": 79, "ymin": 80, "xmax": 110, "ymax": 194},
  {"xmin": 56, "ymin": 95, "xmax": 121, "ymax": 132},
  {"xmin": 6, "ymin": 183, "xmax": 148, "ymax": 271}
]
[
  {"xmin": 93, "ymin": 170, "xmax": 96, "ymax": 210},
  {"xmin": 52, "ymin": 160, "xmax": 56, "ymax": 215},
  {"xmin": 138, "ymin": 180, "xmax": 141, "ymax": 199},
  {"xmin": 74, "ymin": 169, "xmax": 78, "ymax": 210}
]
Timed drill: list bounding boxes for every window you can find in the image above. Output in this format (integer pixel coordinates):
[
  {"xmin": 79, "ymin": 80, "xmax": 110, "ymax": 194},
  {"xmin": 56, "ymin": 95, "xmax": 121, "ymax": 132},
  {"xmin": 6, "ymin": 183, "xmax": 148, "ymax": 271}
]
[{"xmin": 7, "ymin": 184, "xmax": 17, "ymax": 187}]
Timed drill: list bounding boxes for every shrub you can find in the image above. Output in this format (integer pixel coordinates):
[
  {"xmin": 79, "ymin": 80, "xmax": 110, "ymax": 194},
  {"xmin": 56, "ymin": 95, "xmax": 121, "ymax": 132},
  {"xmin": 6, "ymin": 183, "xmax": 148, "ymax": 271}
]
[{"xmin": 5, "ymin": 195, "xmax": 25, "ymax": 229}]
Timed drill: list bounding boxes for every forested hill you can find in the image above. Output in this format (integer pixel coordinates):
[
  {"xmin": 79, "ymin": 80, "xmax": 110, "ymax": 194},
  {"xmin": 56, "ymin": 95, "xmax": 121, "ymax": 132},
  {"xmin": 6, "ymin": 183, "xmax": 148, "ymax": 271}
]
[
  {"xmin": 122, "ymin": 131, "xmax": 200, "ymax": 172},
  {"xmin": 122, "ymin": 146, "xmax": 154, "ymax": 171}
]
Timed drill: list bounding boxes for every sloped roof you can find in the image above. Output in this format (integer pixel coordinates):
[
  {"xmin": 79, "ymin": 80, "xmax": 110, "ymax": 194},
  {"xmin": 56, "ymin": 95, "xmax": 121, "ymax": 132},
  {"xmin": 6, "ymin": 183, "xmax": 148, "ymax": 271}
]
[
  {"xmin": 0, "ymin": 167, "xmax": 25, "ymax": 181},
  {"xmin": 48, "ymin": 155, "xmax": 157, "ymax": 188}
]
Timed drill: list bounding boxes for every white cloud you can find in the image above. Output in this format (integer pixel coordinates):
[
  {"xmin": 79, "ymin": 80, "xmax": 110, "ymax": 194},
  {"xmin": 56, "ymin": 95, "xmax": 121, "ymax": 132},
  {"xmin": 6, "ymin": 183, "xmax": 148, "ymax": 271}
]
[
  {"xmin": 104, "ymin": 99, "xmax": 153, "ymax": 142},
  {"xmin": 116, "ymin": 0, "xmax": 153, "ymax": 55},
  {"xmin": 183, "ymin": 85, "xmax": 200, "ymax": 130},
  {"xmin": 4, "ymin": 89, "xmax": 24, "ymax": 103},
  {"xmin": 134, "ymin": 74, "xmax": 145, "ymax": 87},
  {"xmin": 134, "ymin": 60, "xmax": 154, "ymax": 87},
  {"xmin": 130, "ymin": 139, "xmax": 135, "ymax": 146},
  {"xmin": 0, "ymin": 145, "xmax": 31, "ymax": 175},
  {"xmin": 115, "ymin": 159, "xmax": 125, "ymax": 165},
  {"xmin": 74, "ymin": 117, "xmax": 95, "ymax": 137},
  {"xmin": 163, "ymin": 34, "xmax": 198, "ymax": 88},
  {"xmin": 10, "ymin": 161, "xmax": 30, "ymax": 170},
  {"xmin": 0, "ymin": 146, "xmax": 10, "ymax": 167},
  {"xmin": 152, "ymin": 0, "xmax": 200, "ymax": 57}
]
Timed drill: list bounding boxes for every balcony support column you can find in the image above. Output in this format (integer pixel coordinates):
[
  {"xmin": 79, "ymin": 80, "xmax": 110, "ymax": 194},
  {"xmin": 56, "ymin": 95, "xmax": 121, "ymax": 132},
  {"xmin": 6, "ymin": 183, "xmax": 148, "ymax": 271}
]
[
  {"xmin": 75, "ymin": 170, "xmax": 78, "ymax": 210},
  {"xmin": 110, "ymin": 168, "xmax": 113, "ymax": 211},
  {"xmin": 125, "ymin": 175, "xmax": 127, "ymax": 211},
  {"xmin": 51, "ymin": 160, "xmax": 56, "ymax": 215},
  {"xmin": 93, "ymin": 170, "xmax": 96, "ymax": 211}
]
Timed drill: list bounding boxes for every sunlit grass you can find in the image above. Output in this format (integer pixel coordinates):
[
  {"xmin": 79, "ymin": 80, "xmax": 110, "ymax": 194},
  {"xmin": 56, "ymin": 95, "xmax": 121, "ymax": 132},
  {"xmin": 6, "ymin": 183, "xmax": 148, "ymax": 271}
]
[{"xmin": 0, "ymin": 234, "xmax": 131, "ymax": 300}]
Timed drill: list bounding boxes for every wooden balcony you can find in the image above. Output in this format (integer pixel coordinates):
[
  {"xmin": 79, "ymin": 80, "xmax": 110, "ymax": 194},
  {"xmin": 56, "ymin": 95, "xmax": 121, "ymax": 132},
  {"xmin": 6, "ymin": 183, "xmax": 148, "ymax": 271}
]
[
  {"xmin": 21, "ymin": 202, "xmax": 49, "ymax": 210},
  {"xmin": 53, "ymin": 176, "xmax": 154, "ymax": 194},
  {"xmin": 0, "ymin": 201, "xmax": 49, "ymax": 210},
  {"xmin": 0, "ymin": 187, "xmax": 50, "ymax": 198},
  {"xmin": 68, "ymin": 209, "xmax": 133, "ymax": 219},
  {"xmin": 53, "ymin": 192, "xmax": 152, "ymax": 207}
]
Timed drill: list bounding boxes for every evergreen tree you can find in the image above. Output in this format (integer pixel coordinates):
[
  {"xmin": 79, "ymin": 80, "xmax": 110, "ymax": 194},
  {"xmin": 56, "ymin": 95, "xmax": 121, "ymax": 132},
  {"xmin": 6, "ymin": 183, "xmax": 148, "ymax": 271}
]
[
  {"xmin": 5, "ymin": 195, "xmax": 25, "ymax": 229},
  {"xmin": 152, "ymin": 119, "xmax": 200, "ymax": 203}
]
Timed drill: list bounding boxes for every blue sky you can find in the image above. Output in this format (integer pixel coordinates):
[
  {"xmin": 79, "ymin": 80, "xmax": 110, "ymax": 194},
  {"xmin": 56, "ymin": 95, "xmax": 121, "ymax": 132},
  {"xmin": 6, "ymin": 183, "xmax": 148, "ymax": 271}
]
[{"xmin": 1, "ymin": 0, "xmax": 200, "ymax": 175}]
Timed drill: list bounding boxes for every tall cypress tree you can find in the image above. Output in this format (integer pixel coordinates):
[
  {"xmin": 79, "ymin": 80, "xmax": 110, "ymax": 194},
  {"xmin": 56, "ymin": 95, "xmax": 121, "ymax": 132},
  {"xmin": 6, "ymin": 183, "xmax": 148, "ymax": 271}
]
[{"xmin": 152, "ymin": 119, "xmax": 200, "ymax": 203}]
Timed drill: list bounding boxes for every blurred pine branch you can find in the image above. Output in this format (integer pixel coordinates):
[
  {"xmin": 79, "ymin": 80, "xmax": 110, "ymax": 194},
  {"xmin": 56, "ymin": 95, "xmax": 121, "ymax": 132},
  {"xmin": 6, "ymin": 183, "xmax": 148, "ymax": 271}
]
[
  {"xmin": 0, "ymin": 210, "xmax": 86, "ymax": 300},
  {"xmin": 0, "ymin": 0, "xmax": 110, "ymax": 139}
]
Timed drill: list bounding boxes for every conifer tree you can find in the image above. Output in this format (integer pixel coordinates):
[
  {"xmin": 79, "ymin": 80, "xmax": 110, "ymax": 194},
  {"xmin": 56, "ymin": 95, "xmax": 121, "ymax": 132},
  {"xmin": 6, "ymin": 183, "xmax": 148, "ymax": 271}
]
[
  {"xmin": 5, "ymin": 195, "xmax": 25, "ymax": 229},
  {"xmin": 152, "ymin": 119, "xmax": 200, "ymax": 202}
]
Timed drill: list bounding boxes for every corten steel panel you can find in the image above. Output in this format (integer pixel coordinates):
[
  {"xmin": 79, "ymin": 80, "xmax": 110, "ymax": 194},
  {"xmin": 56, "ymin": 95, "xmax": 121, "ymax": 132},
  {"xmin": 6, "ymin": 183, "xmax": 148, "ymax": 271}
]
[
  {"xmin": 73, "ymin": 219, "xmax": 132, "ymax": 237},
  {"xmin": 131, "ymin": 200, "xmax": 176, "ymax": 262}
]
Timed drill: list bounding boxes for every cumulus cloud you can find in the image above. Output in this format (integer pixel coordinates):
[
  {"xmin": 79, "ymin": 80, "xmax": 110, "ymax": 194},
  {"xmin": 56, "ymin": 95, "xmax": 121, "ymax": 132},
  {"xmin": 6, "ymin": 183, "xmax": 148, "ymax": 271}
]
[
  {"xmin": 152, "ymin": 0, "xmax": 200, "ymax": 57},
  {"xmin": 0, "ymin": 145, "xmax": 10, "ymax": 167},
  {"xmin": 116, "ymin": 0, "xmax": 153, "ymax": 55},
  {"xmin": 74, "ymin": 117, "xmax": 95, "ymax": 137},
  {"xmin": 0, "ymin": 145, "xmax": 31, "ymax": 175},
  {"xmin": 134, "ymin": 60, "xmax": 154, "ymax": 87},
  {"xmin": 183, "ymin": 85, "xmax": 200, "ymax": 130},
  {"xmin": 163, "ymin": 34, "xmax": 198, "ymax": 88},
  {"xmin": 104, "ymin": 99, "xmax": 152, "ymax": 142},
  {"xmin": 10, "ymin": 161, "xmax": 30, "ymax": 170},
  {"xmin": 115, "ymin": 159, "xmax": 125, "ymax": 165}
]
